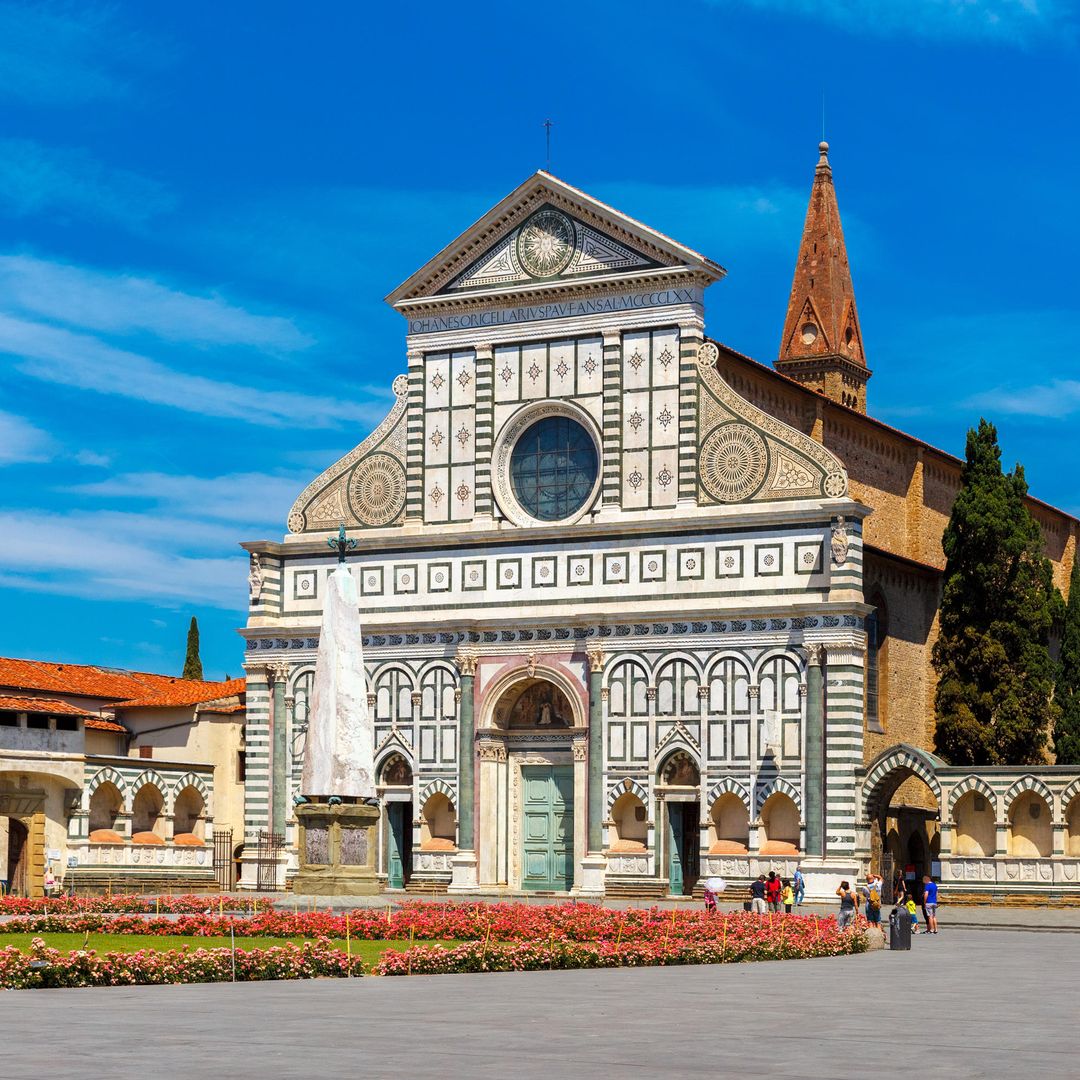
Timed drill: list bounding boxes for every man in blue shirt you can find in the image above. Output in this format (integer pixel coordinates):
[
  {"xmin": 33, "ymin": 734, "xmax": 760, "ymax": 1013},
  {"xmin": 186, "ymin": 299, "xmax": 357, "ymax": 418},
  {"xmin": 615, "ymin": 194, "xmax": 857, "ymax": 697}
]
[{"xmin": 922, "ymin": 875, "xmax": 939, "ymax": 934}]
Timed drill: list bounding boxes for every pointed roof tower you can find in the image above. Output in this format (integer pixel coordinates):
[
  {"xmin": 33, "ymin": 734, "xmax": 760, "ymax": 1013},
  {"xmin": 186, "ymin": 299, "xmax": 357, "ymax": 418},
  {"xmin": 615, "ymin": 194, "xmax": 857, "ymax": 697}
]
[{"xmin": 775, "ymin": 142, "xmax": 870, "ymax": 413}]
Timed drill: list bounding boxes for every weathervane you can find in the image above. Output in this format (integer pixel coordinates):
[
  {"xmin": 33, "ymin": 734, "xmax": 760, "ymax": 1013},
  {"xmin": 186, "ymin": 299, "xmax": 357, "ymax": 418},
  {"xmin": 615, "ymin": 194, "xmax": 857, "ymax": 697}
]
[{"xmin": 328, "ymin": 522, "xmax": 358, "ymax": 564}]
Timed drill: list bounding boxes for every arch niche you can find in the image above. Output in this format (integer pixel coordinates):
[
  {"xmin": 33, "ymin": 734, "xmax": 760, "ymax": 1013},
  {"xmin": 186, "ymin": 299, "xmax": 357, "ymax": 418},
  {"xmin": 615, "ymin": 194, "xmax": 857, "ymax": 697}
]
[
  {"xmin": 862, "ymin": 745, "xmax": 942, "ymax": 893},
  {"xmin": 657, "ymin": 749, "xmax": 701, "ymax": 897},
  {"xmin": 477, "ymin": 666, "xmax": 587, "ymax": 893},
  {"xmin": 377, "ymin": 753, "xmax": 413, "ymax": 890}
]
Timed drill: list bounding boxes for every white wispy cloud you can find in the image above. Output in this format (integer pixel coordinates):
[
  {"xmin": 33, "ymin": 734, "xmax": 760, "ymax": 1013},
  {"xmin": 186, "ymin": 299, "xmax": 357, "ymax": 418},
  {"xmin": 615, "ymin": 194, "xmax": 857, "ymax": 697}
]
[
  {"xmin": 967, "ymin": 379, "xmax": 1080, "ymax": 419},
  {"xmin": 0, "ymin": 311, "xmax": 382, "ymax": 427},
  {"xmin": 0, "ymin": 254, "xmax": 312, "ymax": 350},
  {"xmin": 0, "ymin": 509, "xmax": 243, "ymax": 608},
  {"xmin": 0, "ymin": 3, "xmax": 165, "ymax": 105},
  {"xmin": 67, "ymin": 471, "xmax": 308, "ymax": 530},
  {"xmin": 704, "ymin": 0, "xmax": 1075, "ymax": 43},
  {"xmin": 0, "ymin": 408, "xmax": 55, "ymax": 465},
  {"xmin": 74, "ymin": 449, "xmax": 111, "ymax": 468},
  {"xmin": 0, "ymin": 139, "xmax": 174, "ymax": 225}
]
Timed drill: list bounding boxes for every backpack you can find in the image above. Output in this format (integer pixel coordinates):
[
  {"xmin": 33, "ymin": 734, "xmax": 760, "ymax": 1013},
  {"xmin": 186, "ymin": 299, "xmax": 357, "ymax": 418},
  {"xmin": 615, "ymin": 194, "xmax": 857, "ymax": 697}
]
[{"xmin": 867, "ymin": 885, "xmax": 881, "ymax": 910}]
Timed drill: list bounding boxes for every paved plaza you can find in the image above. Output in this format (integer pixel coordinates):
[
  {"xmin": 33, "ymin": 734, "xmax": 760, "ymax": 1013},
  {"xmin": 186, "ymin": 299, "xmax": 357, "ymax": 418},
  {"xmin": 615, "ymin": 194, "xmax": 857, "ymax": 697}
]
[{"xmin": 0, "ymin": 928, "xmax": 1075, "ymax": 1078}]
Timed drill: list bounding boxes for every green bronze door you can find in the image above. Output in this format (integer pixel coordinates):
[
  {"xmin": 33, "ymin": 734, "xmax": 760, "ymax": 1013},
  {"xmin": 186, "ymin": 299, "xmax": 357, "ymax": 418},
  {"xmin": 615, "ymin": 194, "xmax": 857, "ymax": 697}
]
[
  {"xmin": 668, "ymin": 803, "xmax": 685, "ymax": 895},
  {"xmin": 521, "ymin": 765, "xmax": 574, "ymax": 891},
  {"xmin": 386, "ymin": 801, "xmax": 411, "ymax": 889}
]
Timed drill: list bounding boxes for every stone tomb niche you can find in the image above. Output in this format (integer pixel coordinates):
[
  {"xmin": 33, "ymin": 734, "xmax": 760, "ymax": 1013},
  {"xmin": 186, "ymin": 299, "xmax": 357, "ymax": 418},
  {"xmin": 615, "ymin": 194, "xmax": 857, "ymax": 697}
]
[{"xmin": 494, "ymin": 679, "xmax": 574, "ymax": 730}]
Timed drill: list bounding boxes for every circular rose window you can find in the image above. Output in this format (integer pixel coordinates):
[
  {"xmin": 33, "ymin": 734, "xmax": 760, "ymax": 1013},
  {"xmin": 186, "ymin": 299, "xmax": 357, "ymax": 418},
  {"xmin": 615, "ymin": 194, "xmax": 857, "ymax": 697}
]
[{"xmin": 509, "ymin": 415, "xmax": 598, "ymax": 522}]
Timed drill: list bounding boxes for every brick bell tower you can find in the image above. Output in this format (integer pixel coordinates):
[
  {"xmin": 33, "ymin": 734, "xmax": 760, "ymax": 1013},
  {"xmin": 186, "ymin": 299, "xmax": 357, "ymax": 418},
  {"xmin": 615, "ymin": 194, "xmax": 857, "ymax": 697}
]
[{"xmin": 776, "ymin": 141, "xmax": 870, "ymax": 413}]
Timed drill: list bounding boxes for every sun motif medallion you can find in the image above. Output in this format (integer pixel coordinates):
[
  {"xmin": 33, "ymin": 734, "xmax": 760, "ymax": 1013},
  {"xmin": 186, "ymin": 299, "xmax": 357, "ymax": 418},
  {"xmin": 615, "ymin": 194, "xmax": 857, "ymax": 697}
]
[
  {"xmin": 699, "ymin": 423, "xmax": 769, "ymax": 503},
  {"xmin": 348, "ymin": 453, "xmax": 406, "ymax": 526},
  {"xmin": 517, "ymin": 209, "xmax": 575, "ymax": 278}
]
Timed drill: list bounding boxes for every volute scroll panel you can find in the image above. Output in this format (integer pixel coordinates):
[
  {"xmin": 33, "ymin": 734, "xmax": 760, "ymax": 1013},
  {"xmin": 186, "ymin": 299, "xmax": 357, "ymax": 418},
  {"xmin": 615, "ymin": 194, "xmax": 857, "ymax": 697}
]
[{"xmin": 695, "ymin": 342, "xmax": 847, "ymax": 504}]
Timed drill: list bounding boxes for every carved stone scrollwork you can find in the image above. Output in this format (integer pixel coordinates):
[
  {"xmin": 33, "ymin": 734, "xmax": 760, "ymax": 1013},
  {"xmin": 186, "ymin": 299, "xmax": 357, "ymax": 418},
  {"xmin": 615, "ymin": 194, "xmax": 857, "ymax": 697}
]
[
  {"xmin": 478, "ymin": 741, "xmax": 507, "ymax": 763},
  {"xmin": 270, "ymin": 661, "xmax": 290, "ymax": 684},
  {"xmin": 572, "ymin": 740, "xmax": 588, "ymax": 761},
  {"xmin": 454, "ymin": 649, "xmax": 478, "ymax": 677},
  {"xmin": 587, "ymin": 646, "xmax": 606, "ymax": 674},
  {"xmin": 807, "ymin": 643, "xmax": 824, "ymax": 666}
]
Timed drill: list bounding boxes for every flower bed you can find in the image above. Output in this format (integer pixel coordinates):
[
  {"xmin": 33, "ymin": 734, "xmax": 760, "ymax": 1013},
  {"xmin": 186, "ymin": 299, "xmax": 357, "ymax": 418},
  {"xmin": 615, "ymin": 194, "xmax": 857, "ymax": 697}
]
[
  {"xmin": 0, "ymin": 903, "xmax": 868, "ymax": 952},
  {"xmin": 0, "ymin": 937, "xmax": 362, "ymax": 989},
  {"xmin": 0, "ymin": 894, "xmax": 272, "ymax": 916}
]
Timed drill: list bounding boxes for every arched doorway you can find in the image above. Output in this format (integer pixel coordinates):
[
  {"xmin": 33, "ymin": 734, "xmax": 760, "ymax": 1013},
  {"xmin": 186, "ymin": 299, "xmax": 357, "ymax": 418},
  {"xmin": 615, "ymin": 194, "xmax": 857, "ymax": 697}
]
[
  {"xmin": 5, "ymin": 819, "xmax": 28, "ymax": 896},
  {"xmin": 479, "ymin": 668, "xmax": 586, "ymax": 893},
  {"xmin": 658, "ymin": 750, "xmax": 700, "ymax": 896},
  {"xmin": 863, "ymin": 746, "xmax": 942, "ymax": 902},
  {"xmin": 378, "ymin": 753, "xmax": 413, "ymax": 890}
]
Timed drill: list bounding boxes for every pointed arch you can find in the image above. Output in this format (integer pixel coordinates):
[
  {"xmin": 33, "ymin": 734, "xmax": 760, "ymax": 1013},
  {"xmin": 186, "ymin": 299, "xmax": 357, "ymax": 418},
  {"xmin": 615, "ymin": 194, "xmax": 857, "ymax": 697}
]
[
  {"xmin": 755, "ymin": 775, "xmax": 802, "ymax": 816},
  {"xmin": 607, "ymin": 777, "xmax": 648, "ymax": 812},
  {"xmin": 1003, "ymin": 775, "xmax": 1054, "ymax": 814},
  {"xmin": 706, "ymin": 776, "xmax": 751, "ymax": 814},
  {"xmin": 947, "ymin": 775, "xmax": 999, "ymax": 818},
  {"xmin": 419, "ymin": 778, "xmax": 456, "ymax": 804},
  {"xmin": 862, "ymin": 744, "xmax": 943, "ymax": 820},
  {"xmin": 86, "ymin": 767, "xmax": 126, "ymax": 799},
  {"xmin": 171, "ymin": 771, "xmax": 211, "ymax": 805},
  {"xmin": 131, "ymin": 770, "xmax": 172, "ymax": 814}
]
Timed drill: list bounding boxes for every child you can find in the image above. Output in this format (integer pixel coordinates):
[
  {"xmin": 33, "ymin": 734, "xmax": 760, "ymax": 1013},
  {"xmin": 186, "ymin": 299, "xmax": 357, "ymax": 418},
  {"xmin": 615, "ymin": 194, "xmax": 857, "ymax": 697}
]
[
  {"xmin": 781, "ymin": 879, "xmax": 794, "ymax": 914},
  {"xmin": 703, "ymin": 883, "xmax": 718, "ymax": 913},
  {"xmin": 906, "ymin": 896, "xmax": 919, "ymax": 934}
]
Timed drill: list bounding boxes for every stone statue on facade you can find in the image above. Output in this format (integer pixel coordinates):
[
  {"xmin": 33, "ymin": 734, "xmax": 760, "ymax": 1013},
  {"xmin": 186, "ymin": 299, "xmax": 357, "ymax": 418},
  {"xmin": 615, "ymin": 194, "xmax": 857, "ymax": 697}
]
[
  {"xmin": 831, "ymin": 516, "xmax": 849, "ymax": 566},
  {"xmin": 248, "ymin": 553, "xmax": 263, "ymax": 603}
]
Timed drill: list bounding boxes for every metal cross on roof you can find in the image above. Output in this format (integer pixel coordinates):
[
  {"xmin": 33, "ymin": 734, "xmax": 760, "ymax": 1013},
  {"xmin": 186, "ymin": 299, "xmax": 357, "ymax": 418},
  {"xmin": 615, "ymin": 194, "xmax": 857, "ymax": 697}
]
[{"xmin": 328, "ymin": 522, "xmax": 357, "ymax": 564}]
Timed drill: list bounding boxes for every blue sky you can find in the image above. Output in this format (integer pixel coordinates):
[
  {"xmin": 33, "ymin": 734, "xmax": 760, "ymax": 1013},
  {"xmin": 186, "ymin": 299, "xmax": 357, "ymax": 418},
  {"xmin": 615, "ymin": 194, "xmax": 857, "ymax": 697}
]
[{"xmin": 0, "ymin": 0, "xmax": 1077, "ymax": 678}]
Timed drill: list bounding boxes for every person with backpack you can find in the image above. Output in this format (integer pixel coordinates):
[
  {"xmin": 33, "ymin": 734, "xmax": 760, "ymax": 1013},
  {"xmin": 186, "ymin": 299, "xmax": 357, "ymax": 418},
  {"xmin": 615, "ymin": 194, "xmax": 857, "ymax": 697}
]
[{"xmin": 861, "ymin": 872, "xmax": 884, "ymax": 933}]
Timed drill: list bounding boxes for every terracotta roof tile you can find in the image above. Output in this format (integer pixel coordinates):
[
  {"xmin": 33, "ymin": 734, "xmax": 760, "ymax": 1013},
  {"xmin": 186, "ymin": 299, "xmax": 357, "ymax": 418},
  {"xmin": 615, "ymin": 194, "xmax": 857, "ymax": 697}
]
[
  {"xmin": 84, "ymin": 717, "xmax": 127, "ymax": 733},
  {"xmin": 0, "ymin": 695, "xmax": 93, "ymax": 716},
  {"xmin": 0, "ymin": 657, "xmax": 245, "ymax": 708},
  {"xmin": 112, "ymin": 677, "xmax": 246, "ymax": 710}
]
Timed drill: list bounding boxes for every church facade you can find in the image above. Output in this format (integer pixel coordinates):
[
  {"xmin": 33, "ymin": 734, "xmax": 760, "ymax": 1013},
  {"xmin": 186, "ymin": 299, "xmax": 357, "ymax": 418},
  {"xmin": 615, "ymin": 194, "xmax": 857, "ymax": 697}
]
[{"xmin": 241, "ymin": 151, "xmax": 1079, "ymax": 899}]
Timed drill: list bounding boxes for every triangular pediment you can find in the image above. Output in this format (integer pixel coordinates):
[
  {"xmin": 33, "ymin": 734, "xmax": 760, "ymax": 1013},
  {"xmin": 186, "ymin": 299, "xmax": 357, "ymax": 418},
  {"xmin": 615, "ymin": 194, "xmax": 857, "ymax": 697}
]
[
  {"xmin": 442, "ymin": 204, "xmax": 659, "ymax": 293},
  {"xmin": 386, "ymin": 172, "xmax": 724, "ymax": 306}
]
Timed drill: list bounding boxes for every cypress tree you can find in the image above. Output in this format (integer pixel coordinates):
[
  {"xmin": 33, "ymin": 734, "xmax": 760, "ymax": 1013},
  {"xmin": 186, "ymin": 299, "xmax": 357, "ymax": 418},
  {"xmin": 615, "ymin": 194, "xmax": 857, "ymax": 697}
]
[
  {"xmin": 1054, "ymin": 555, "xmax": 1080, "ymax": 764},
  {"xmin": 182, "ymin": 616, "xmax": 203, "ymax": 681},
  {"xmin": 932, "ymin": 419, "xmax": 1060, "ymax": 765}
]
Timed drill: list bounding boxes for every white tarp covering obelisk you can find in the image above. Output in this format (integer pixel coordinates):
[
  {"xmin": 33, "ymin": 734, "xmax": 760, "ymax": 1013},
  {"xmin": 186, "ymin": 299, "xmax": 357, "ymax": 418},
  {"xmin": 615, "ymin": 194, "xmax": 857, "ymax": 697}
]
[{"xmin": 300, "ymin": 565, "xmax": 375, "ymax": 799}]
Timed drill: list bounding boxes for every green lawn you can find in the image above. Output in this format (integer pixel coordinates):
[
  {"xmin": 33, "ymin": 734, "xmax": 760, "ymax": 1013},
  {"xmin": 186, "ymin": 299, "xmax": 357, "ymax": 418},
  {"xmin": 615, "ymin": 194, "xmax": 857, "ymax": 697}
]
[{"xmin": 0, "ymin": 934, "xmax": 459, "ymax": 965}]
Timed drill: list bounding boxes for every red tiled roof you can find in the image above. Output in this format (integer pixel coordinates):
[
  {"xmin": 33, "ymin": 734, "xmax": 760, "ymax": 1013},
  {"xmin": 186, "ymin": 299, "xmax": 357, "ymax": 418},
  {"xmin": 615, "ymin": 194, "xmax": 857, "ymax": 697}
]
[
  {"xmin": 0, "ymin": 657, "xmax": 245, "ymax": 708},
  {"xmin": 84, "ymin": 717, "xmax": 127, "ymax": 733},
  {"xmin": 199, "ymin": 702, "xmax": 245, "ymax": 715},
  {"xmin": 0, "ymin": 695, "xmax": 93, "ymax": 716},
  {"xmin": 112, "ymin": 677, "xmax": 246, "ymax": 710}
]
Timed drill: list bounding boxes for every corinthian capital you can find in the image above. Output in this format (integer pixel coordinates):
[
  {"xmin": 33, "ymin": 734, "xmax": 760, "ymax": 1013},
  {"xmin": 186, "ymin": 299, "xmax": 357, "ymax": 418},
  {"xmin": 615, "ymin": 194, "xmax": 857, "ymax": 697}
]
[
  {"xmin": 454, "ymin": 649, "xmax": 478, "ymax": 677},
  {"xmin": 586, "ymin": 646, "xmax": 606, "ymax": 674},
  {"xmin": 806, "ymin": 643, "xmax": 824, "ymax": 666}
]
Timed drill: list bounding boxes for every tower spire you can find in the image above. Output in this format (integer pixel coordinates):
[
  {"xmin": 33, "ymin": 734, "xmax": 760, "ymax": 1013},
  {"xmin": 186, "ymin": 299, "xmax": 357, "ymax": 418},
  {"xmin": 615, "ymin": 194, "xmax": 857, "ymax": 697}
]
[{"xmin": 776, "ymin": 141, "xmax": 870, "ymax": 413}]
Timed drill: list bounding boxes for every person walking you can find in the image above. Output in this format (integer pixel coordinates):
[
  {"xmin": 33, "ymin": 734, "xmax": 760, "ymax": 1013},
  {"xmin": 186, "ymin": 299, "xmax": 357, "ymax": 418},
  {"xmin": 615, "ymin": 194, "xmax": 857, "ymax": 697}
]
[
  {"xmin": 782, "ymin": 878, "xmax": 794, "ymax": 914},
  {"xmin": 922, "ymin": 875, "xmax": 940, "ymax": 934},
  {"xmin": 793, "ymin": 865, "xmax": 805, "ymax": 905},
  {"xmin": 765, "ymin": 870, "xmax": 782, "ymax": 913},
  {"xmin": 750, "ymin": 874, "xmax": 767, "ymax": 914},
  {"xmin": 836, "ymin": 880, "xmax": 858, "ymax": 929}
]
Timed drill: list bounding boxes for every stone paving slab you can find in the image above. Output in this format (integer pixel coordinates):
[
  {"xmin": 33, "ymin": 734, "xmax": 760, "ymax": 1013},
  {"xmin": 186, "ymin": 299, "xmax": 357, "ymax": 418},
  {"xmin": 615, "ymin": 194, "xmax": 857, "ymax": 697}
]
[{"xmin": 0, "ymin": 929, "xmax": 1075, "ymax": 1079}]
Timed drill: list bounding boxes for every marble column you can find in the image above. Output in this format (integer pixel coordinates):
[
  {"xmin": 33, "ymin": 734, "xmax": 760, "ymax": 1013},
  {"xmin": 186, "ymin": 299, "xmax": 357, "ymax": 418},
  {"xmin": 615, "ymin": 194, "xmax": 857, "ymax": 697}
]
[
  {"xmin": 449, "ymin": 649, "xmax": 478, "ymax": 891},
  {"xmin": 270, "ymin": 662, "xmax": 289, "ymax": 839},
  {"xmin": 804, "ymin": 644, "xmax": 825, "ymax": 858},
  {"xmin": 580, "ymin": 647, "xmax": 608, "ymax": 895}
]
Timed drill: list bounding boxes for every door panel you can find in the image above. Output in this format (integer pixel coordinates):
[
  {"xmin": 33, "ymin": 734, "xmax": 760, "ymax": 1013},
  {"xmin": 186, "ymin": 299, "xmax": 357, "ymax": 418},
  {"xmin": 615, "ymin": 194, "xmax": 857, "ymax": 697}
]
[
  {"xmin": 521, "ymin": 766, "xmax": 574, "ymax": 891},
  {"xmin": 387, "ymin": 803, "xmax": 406, "ymax": 889},
  {"xmin": 668, "ymin": 806, "xmax": 684, "ymax": 895}
]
